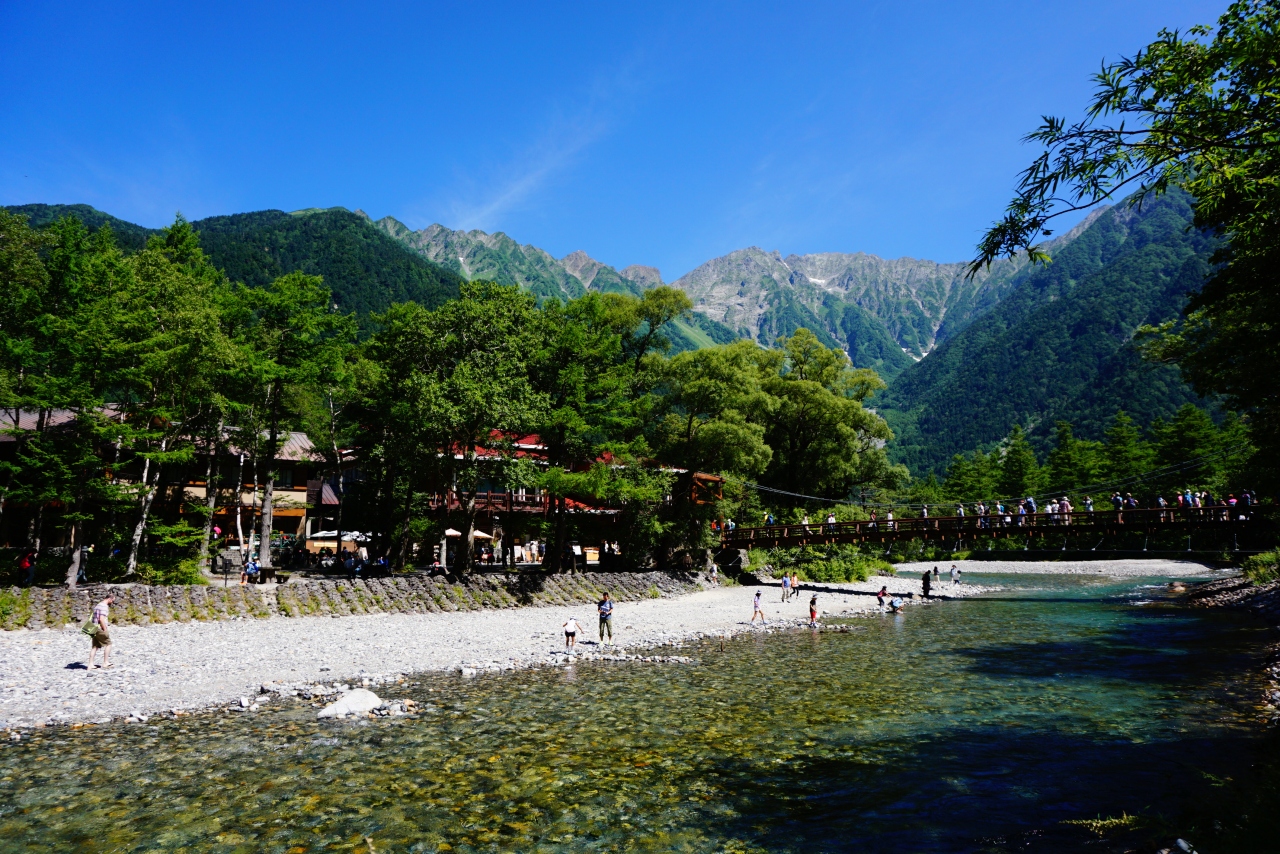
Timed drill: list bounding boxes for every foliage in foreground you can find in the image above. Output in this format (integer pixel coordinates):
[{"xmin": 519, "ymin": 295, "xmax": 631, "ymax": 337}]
[
  {"xmin": 758, "ymin": 544, "xmax": 893, "ymax": 584},
  {"xmin": 1242, "ymin": 549, "xmax": 1280, "ymax": 584},
  {"xmin": 972, "ymin": 0, "xmax": 1280, "ymax": 490}
]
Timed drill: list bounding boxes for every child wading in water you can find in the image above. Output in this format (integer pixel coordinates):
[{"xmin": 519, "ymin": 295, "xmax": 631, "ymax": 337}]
[
  {"xmin": 809, "ymin": 595, "xmax": 819, "ymax": 628},
  {"xmin": 562, "ymin": 616, "xmax": 582, "ymax": 651}
]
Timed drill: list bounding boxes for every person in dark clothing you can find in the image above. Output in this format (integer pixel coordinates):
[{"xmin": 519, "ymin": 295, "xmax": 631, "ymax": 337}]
[{"xmin": 922, "ymin": 571, "xmax": 932, "ymax": 598}]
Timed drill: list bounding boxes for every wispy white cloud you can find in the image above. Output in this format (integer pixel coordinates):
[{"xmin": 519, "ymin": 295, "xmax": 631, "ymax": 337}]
[
  {"xmin": 448, "ymin": 116, "xmax": 608, "ymax": 231},
  {"xmin": 403, "ymin": 51, "xmax": 651, "ymax": 234}
]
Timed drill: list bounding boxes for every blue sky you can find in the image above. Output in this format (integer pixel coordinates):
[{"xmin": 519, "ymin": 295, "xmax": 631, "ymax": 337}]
[{"xmin": 1, "ymin": 1, "xmax": 1225, "ymax": 280}]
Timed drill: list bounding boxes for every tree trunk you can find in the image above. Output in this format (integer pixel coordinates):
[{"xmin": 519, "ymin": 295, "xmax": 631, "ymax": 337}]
[
  {"xmin": 257, "ymin": 416, "xmax": 279, "ymax": 570},
  {"xmin": 394, "ymin": 475, "xmax": 415, "ymax": 571},
  {"xmin": 63, "ymin": 494, "xmax": 83, "ymax": 588},
  {"xmin": 198, "ymin": 421, "xmax": 224, "ymax": 571},
  {"xmin": 234, "ymin": 452, "xmax": 246, "ymax": 553},
  {"xmin": 456, "ymin": 490, "xmax": 478, "ymax": 576},
  {"xmin": 553, "ymin": 494, "xmax": 568, "ymax": 571},
  {"xmin": 125, "ymin": 438, "xmax": 166, "ymax": 576},
  {"xmin": 330, "ymin": 395, "xmax": 346, "ymax": 567},
  {"xmin": 28, "ymin": 505, "xmax": 44, "ymax": 562},
  {"xmin": 64, "ymin": 515, "xmax": 82, "ymax": 589}
]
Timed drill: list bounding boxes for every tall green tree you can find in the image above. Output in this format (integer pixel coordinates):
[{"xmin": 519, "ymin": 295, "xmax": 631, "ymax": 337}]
[
  {"xmin": 650, "ymin": 339, "xmax": 779, "ymax": 478},
  {"xmin": 1150, "ymin": 403, "xmax": 1252, "ymax": 495},
  {"xmin": 531, "ymin": 293, "xmax": 635, "ymax": 569},
  {"xmin": 241, "ymin": 271, "xmax": 355, "ymax": 570},
  {"xmin": 602, "ymin": 286, "xmax": 694, "ymax": 371},
  {"xmin": 761, "ymin": 329, "xmax": 901, "ymax": 498},
  {"xmin": 363, "ymin": 283, "xmax": 546, "ymax": 572},
  {"xmin": 971, "ymin": 0, "xmax": 1280, "ymax": 485},
  {"xmin": 1102, "ymin": 411, "xmax": 1155, "ymax": 486},
  {"xmin": 997, "ymin": 424, "xmax": 1045, "ymax": 498},
  {"xmin": 115, "ymin": 217, "xmax": 233, "ymax": 575},
  {"xmin": 1045, "ymin": 422, "xmax": 1105, "ymax": 493},
  {"xmin": 943, "ymin": 449, "xmax": 1000, "ymax": 502}
]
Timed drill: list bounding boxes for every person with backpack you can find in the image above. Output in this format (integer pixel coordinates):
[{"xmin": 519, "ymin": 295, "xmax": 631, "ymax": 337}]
[
  {"xmin": 17, "ymin": 550, "xmax": 36, "ymax": 585},
  {"xmin": 85, "ymin": 594, "xmax": 115, "ymax": 670}
]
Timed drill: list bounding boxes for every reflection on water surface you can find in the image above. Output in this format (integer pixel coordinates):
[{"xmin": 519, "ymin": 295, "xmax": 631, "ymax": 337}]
[{"xmin": 0, "ymin": 574, "xmax": 1269, "ymax": 852}]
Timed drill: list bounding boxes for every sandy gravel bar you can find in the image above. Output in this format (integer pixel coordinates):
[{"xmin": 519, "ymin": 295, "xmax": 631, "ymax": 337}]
[
  {"xmin": 897, "ymin": 558, "xmax": 1219, "ymax": 577},
  {"xmin": 0, "ymin": 574, "xmax": 976, "ymax": 728}
]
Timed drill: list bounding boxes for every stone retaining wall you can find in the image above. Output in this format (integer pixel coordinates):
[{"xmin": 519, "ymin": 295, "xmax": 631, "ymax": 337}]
[{"xmin": 0, "ymin": 571, "xmax": 703, "ymax": 631}]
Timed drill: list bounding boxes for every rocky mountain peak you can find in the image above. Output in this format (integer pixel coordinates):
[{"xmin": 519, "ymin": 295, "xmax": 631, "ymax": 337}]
[{"xmin": 620, "ymin": 265, "xmax": 663, "ymax": 288}]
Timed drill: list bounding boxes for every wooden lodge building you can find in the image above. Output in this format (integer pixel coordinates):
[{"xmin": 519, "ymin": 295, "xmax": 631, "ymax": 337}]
[{"xmin": 1, "ymin": 412, "xmax": 723, "ymax": 560}]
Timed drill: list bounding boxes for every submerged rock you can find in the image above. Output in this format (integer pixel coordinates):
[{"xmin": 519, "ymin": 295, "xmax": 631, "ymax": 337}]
[{"xmin": 317, "ymin": 688, "xmax": 382, "ymax": 719}]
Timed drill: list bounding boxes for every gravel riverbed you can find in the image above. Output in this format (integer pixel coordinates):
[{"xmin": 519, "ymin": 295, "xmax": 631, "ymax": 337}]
[{"xmin": 1, "ymin": 574, "xmax": 981, "ymax": 729}]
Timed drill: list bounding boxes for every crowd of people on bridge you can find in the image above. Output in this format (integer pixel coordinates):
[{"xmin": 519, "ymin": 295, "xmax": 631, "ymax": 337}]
[{"xmin": 717, "ymin": 488, "xmax": 1261, "ymax": 538}]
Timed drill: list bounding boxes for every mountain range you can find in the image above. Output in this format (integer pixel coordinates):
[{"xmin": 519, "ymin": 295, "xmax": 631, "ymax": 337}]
[{"xmin": 5, "ymin": 198, "xmax": 1208, "ymax": 476}]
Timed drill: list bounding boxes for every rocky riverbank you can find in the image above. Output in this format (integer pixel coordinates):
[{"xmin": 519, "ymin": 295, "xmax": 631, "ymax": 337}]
[
  {"xmin": 1186, "ymin": 576, "xmax": 1280, "ymax": 726},
  {"xmin": 0, "ymin": 573, "xmax": 982, "ymax": 730}
]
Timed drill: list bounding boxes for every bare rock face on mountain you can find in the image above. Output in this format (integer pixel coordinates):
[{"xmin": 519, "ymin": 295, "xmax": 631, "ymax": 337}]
[
  {"xmin": 670, "ymin": 248, "xmax": 1028, "ymax": 360},
  {"xmin": 620, "ymin": 265, "xmax": 663, "ymax": 289},
  {"xmin": 375, "ymin": 219, "xmax": 590, "ymax": 301}
]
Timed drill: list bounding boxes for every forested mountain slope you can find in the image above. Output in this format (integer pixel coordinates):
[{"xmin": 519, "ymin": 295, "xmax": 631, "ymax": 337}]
[
  {"xmin": 192, "ymin": 208, "xmax": 463, "ymax": 319},
  {"xmin": 879, "ymin": 190, "xmax": 1213, "ymax": 475},
  {"xmin": 373, "ymin": 216, "xmax": 741, "ymax": 354},
  {"xmin": 5, "ymin": 204, "xmax": 465, "ymax": 326},
  {"xmin": 5, "ymin": 203, "xmax": 154, "ymax": 252}
]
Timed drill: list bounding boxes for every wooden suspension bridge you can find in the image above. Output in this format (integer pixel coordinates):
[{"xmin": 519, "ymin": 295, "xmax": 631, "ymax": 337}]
[{"xmin": 721, "ymin": 507, "xmax": 1274, "ymax": 550}]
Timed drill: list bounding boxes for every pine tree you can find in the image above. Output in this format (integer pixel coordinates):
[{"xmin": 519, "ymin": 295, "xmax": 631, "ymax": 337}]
[{"xmin": 997, "ymin": 424, "xmax": 1044, "ymax": 498}]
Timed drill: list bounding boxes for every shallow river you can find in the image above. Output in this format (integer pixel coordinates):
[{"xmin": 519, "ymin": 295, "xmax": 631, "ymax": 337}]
[{"xmin": 1, "ymin": 573, "xmax": 1272, "ymax": 852}]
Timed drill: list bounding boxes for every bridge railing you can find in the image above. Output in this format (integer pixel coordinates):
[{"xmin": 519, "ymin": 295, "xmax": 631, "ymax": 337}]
[{"xmin": 722, "ymin": 506, "xmax": 1262, "ymax": 545}]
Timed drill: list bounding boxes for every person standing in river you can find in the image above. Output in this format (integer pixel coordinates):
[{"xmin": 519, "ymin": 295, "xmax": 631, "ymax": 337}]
[
  {"xmin": 597, "ymin": 592, "xmax": 614, "ymax": 645},
  {"xmin": 562, "ymin": 616, "xmax": 582, "ymax": 651},
  {"xmin": 87, "ymin": 594, "xmax": 114, "ymax": 670},
  {"xmin": 809, "ymin": 595, "xmax": 819, "ymax": 628},
  {"xmin": 950, "ymin": 564, "xmax": 960, "ymax": 585}
]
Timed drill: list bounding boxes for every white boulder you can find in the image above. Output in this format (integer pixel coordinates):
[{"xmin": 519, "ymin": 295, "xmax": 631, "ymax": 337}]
[{"xmin": 317, "ymin": 688, "xmax": 382, "ymax": 719}]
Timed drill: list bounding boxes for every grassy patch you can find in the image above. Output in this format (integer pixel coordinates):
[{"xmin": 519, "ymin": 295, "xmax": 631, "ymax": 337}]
[
  {"xmin": 137, "ymin": 558, "xmax": 208, "ymax": 586},
  {"xmin": 0, "ymin": 589, "xmax": 33, "ymax": 630},
  {"xmin": 1060, "ymin": 812, "xmax": 1143, "ymax": 837},
  {"xmin": 1244, "ymin": 549, "xmax": 1280, "ymax": 584}
]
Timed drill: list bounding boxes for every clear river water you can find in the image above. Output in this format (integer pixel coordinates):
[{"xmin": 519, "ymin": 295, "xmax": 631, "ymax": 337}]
[{"xmin": 1, "ymin": 572, "xmax": 1274, "ymax": 853}]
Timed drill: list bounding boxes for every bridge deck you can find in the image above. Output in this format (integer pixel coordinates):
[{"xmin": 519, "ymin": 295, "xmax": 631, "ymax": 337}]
[{"xmin": 721, "ymin": 507, "xmax": 1265, "ymax": 549}]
